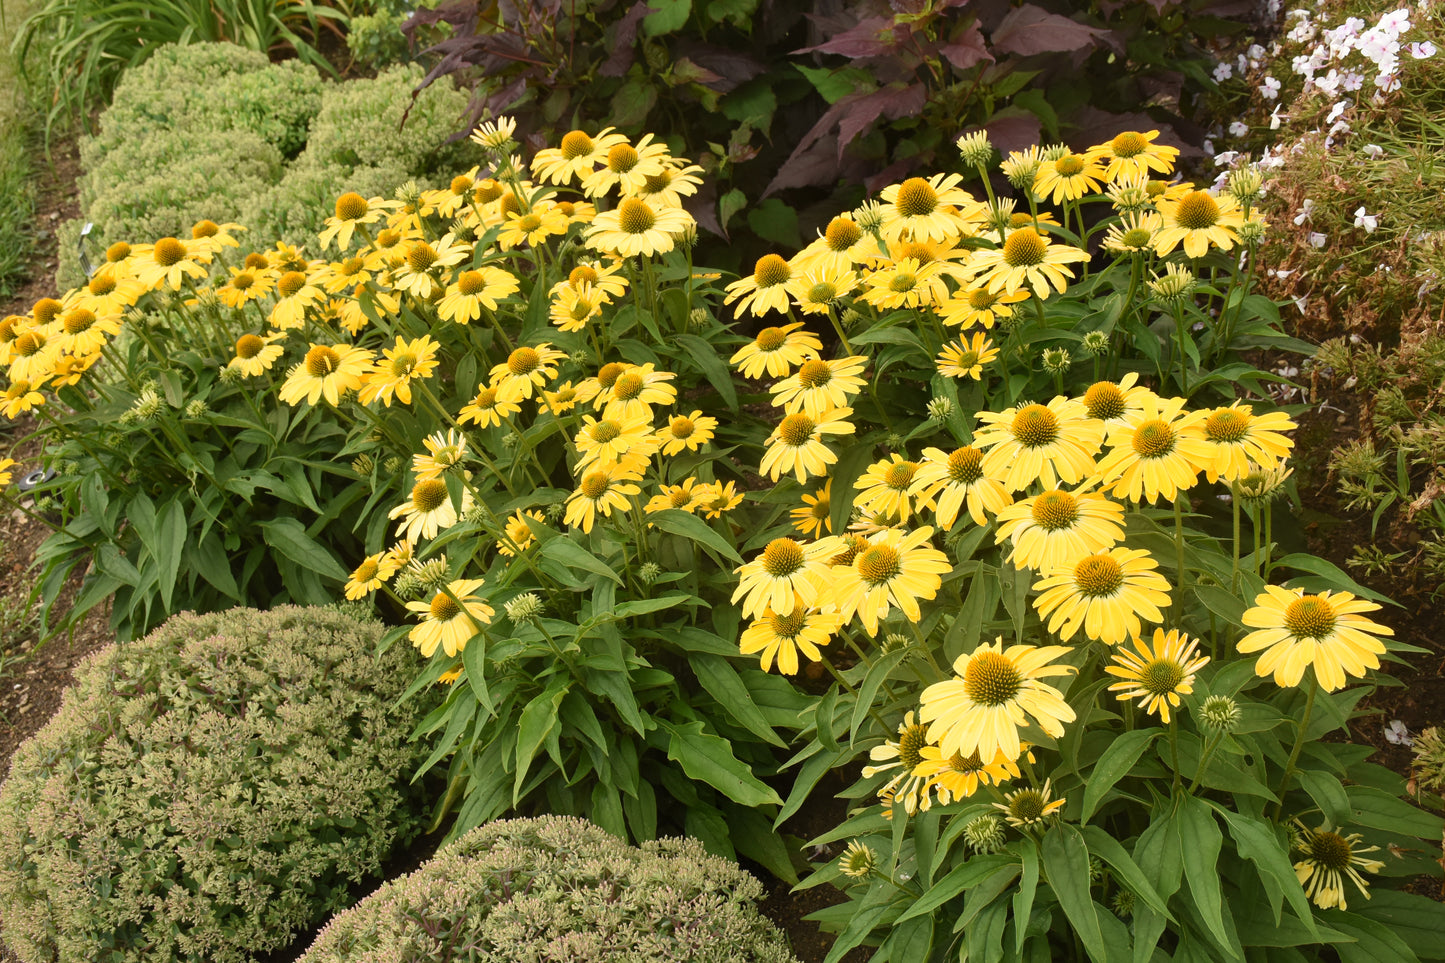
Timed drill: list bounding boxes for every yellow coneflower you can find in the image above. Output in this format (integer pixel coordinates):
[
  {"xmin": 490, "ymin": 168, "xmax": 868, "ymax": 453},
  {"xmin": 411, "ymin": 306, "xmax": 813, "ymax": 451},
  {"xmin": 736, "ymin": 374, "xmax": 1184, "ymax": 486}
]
[
  {"xmin": 1105, "ymin": 628, "xmax": 1208, "ymax": 722},
  {"xmin": 581, "ymin": 133, "xmax": 672, "ymax": 197},
  {"xmin": 438, "ymin": 267, "xmax": 519, "ymax": 324},
  {"xmin": 760, "ymin": 407, "xmax": 855, "ymax": 483},
  {"xmin": 1237, "ymin": 587, "xmax": 1393, "ymax": 692},
  {"xmin": 1292, "ymin": 821, "xmax": 1385, "ymax": 911},
  {"xmin": 584, "ymin": 195, "xmax": 694, "ymax": 257},
  {"xmin": 739, "ymin": 604, "xmax": 842, "ymax": 676},
  {"xmin": 1199, "ymin": 402, "xmax": 1296, "ymax": 483},
  {"xmin": 539, "ymin": 379, "xmax": 599, "ymax": 416},
  {"xmin": 974, "ymin": 397, "xmax": 1104, "ymax": 492},
  {"xmin": 550, "ymin": 283, "xmax": 606, "ymax": 333},
  {"xmin": 226, "ymin": 332, "xmax": 287, "ymax": 378},
  {"xmin": 695, "ymin": 480, "xmax": 745, "ymax": 518},
  {"xmin": 860, "ymin": 713, "xmax": 936, "ymax": 815},
  {"xmin": 1093, "ymin": 396, "xmax": 1212, "ymax": 504},
  {"xmin": 319, "ymin": 191, "xmax": 395, "ymax": 251},
  {"xmin": 389, "ymin": 233, "xmax": 471, "ymax": 299},
  {"xmin": 550, "ymin": 259, "xmax": 629, "ymax": 302},
  {"xmin": 563, "ymin": 464, "xmax": 643, "ymax": 533},
  {"xmin": 854, "ymin": 454, "xmax": 933, "ymax": 523},
  {"xmin": 1032, "ymin": 547, "xmax": 1172, "ymax": 645},
  {"xmin": 936, "ymin": 332, "xmax": 999, "ymax": 380},
  {"xmin": 860, "ymin": 257, "xmax": 950, "ymax": 310},
  {"xmin": 966, "ymin": 227, "xmax": 1089, "ymax": 300},
  {"xmin": 574, "ymin": 413, "xmax": 656, "ymax": 471},
  {"xmin": 358, "ymin": 334, "xmax": 440, "ymax": 407},
  {"xmin": 1154, "ymin": 189, "xmax": 1245, "ymax": 259},
  {"xmin": 497, "ymin": 204, "xmax": 570, "ymax": 250},
  {"xmin": 600, "ymin": 363, "xmax": 677, "ymax": 420},
  {"xmin": 0, "ymin": 379, "xmax": 46, "ymax": 419},
  {"xmin": 458, "ymin": 385, "xmax": 521, "ymax": 427},
  {"xmin": 824, "ymin": 526, "xmax": 951, "ymax": 636},
  {"xmin": 389, "ymin": 476, "xmax": 473, "ymax": 544},
  {"xmin": 406, "ymin": 578, "xmax": 494, "ymax": 658},
  {"xmin": 344, "ymin": 552, "xmax": 399, "ymax": 600},
  {"xmin": 412, "ymin": 428, "xmax": 468, "ymax": 481},
  {"xmin": 1086, "ymin": 130, "xmax": 1180, "ymax": 183},
  {"xmin": 532, "ymin": 127, "xmax": 630, "ymax": 185},
  {"xmin": 770, "ymin": 355, "xmax": 868, "ymax": 418},
  {"xmin": 791, "ymin": 480, "xmax": 832, "ymax": 537},
  {"xmin": 877, "ymin": 173, "xmax": 986, "ymax": 243},
  {"xmin": 993, "ymin": 487, "xmax": 1126, "ymax": 573},
  {"xmin": 936, "ymin": 284, "xmax": 1030, "ymax": 330},
  {"xmin": 791, "ymin": 215, "xmax": 869, "ymax": 275},
  {"xmin": 994, "ymin": 779, "xmax": 1066, "ymax": 828},
  {"xmin": 133, "ymin": 236, "xmax": 211, "ymax": 290},
  {"xmin": 1033, "ymin": 151, "xmax": 1107, "ymax": 205},
  {"xmin": 729, "ymin": 322, "xmax": 823, "ymax": 380},
  {"xmin": 1076, "ymin": 373, "xmax": 1157, "ymax": 427},
  {"xmin": 725, "ymin": 254, "xmax": 795, "ymax": 317},
  {"xmin": 277, "ymin": 343, "xmax": 374, "ymax": 407},
  {"xmin": 910, "ymin": 445, "xmax": 1013, "ymax": 529},
  {"xmin": 498, "ymin": 509, "xmax": 546, "ymax": 556},
  {"xmin": 912, "ymin": 744, "xmax": 1020, "ymax": 805},
  {"xmin": 489, "ymin": 343, "xmax": 568, "ymax": 403},
  {"xmin": 785, "ymin": 264, "xmax": 859, "ymax": 315},
  {"xmin": 732, "ymin": 537, "xmax": 839, "ymax": 619},
  {"xmin": 645, "ymin": 477, "xmax": 705, "ymax": 515},
  {"xmin": 656, "ymin": 409, "xmax": 716, "ymax": 455},
  {"xmin": 269, "ymin": 270, "xmax": 326, "ymax": 330}
]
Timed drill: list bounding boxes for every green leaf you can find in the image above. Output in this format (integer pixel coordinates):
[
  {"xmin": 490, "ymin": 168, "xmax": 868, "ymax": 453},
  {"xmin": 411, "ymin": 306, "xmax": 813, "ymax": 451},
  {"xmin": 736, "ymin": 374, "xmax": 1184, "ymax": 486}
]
[
  {"xmin": 721, "ymin": 81, "xmax": 776, "ymax": 128},
  {"xmin": 881, "ymin": 916, "xmax": 933, "ymax": 961},
  {"xmin": 718, "ymin": 188, "xmax": 746, "ymax": 232},
  {"xmin": 648, "ymin": 508, "xmax": 743, "ymax": 563},
  {"xmin": 186, "ymin": 530, "xmax": 240, "ymax": 601},
  {"xmin": 157, "ymin": 499, "xmax": 186, "ymax": 614},
  {"xmin": 1300, "ymin": 768, "xmax": 1352, "ymax": 825},
  {"xmin": 693, "ymin": 653, "xmax": 785, "ymax": 747},
  {"xmin": 539, "ymin": 535, "xmax": 623, "ymax": 584},
  {"xmin": 850, "ymin": 647, "xmax": 909, "ymax": 744},
  {"xmin": 828, "ymin": 439, "xmax": 877, "ymax": 536},
  {"xmin": 1214, "ymin": 807, "xmax": 1320, "ymax": 942},
  {"xmin": 1077, "ymin": 824, "xmax": 1172, "ymax": 921},
  {"xmin": 1351, "ymin": 889, "xmax": 1445, "ymax": 960},
  {"xmin": 128, "ymin": 492, "xmax": 158, "ymax": 558},
  {"xmin": 1345, "ymin": 785, "xmax": 1445, "ymax": 839},
  {"xmin": 1081, "ymin": 729, "xmax": 1158, "ymax": 823},
  {"xmin": 1177, "ymin": 794, "xmax": 1238, "ymax": 958},
  {"xmin": 612, "ymin": 594, "xmax": 694, "ymax": 618},
  {"xmin": 257, "ymin": 517, "xmax": 347, "ymax": 582},
  {"xmin": 894, "ymin": 854, "xmax": 1015, "ymax": 923},
  {"xmin": 725, "ymin": 802, "xmax": 797, "ymax": 884},
  {"xmin": 460, "ymin": 630, "xmax": 493, "ymax": 716},
  {"xmin": 610, "ymin": 79, "xmax": 658, "ymax": 127},
  {"xmin": 1041, "ymin": 823, "xmax": 1106, "ymax": 962},
  {"xmin": 746, "ymin": 198, "xmax": 801, "ymax": 249},
  {"xmin": 673, "ymin": 333, "xmax": 739, "ymax": 410},
  {"xmin": 1013, "ymin": 838, "xmax": 1040, "ymax": 956},
  {"xmin": 515, "ymin": 680, "xmax": 568, "ymax": 804},
  {"xmin": 1320, "ymin": 911, "xmax": 1420, "ymax": 963},
  {"xmin": 662, "ymin": 720, "xmax": 782, "ymax": 807},
  {"xmin": 1272, "ymin": 553, "xmax": 1398, "ymax": 605},
  {"xmin": 794, "ymin": 64, "xmax": 873, "ymax": 104},
  {"xmin": 642, "ymin": 0, "xmax": 690, "ymax": 35}
]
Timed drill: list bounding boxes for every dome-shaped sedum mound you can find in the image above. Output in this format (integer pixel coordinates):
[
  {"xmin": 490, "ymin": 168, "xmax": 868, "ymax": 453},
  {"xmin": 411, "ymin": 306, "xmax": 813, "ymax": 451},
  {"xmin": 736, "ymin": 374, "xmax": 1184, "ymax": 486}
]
[
  {"xmin": 0, "ymin": 606, "xmax": 437, "ymax": 963},
  {"xmin": 299, "ymin": 816, "xmax": 801, "ymax": 963}
]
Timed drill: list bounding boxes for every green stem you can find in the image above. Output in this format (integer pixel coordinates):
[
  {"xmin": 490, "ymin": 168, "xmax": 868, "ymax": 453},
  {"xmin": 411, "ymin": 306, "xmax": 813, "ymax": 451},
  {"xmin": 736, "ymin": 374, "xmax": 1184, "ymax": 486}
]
[
  {"xmin": 1168, "ymin": 716, "xmax": 1182, "ymax": 792},
  {"xmin": 1270, "ymin": 678, "xmax": 1318, "ymax": 821},
  {"xmin": 1173, "ymin": 494, "xmax": 1187, "ymax": 629},
  {"xmin": 1187, "ymin": 728, "xmax": 1225, "ymax": 795}
]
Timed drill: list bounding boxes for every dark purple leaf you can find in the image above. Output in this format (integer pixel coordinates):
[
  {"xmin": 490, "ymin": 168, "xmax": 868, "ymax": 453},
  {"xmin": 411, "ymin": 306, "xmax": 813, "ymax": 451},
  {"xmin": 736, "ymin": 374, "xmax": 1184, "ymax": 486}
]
[
  {"xmin": 982, "ymin": 114, "xmax": 1041, "ymax": 155},
  {"xmin": 690, "ymin": 182, "xmax": 722, "ymax": 237},
  {"xmin": 991, "ymin": 4, "xmax": 1108, "ymax": 57},
  {"xmin": 763, "ymin": 135, "xmax": 841, "ymax": 197},
  {"xmin": 795, "ymin": 16, "xmax": 900, "ymax": 58},
  {"xmin": 403, "ymin": 0, "xmax": 476, "ymax": 35},
  {"xmin": 674, "ymin": 42, "xmax": 768, "ymax": 92},
  {"xmin": 889, "ymin": 0, "xmax": 928, "ymax": 14},
  {"xmin": 939, "ymin": 21, "xmax": 992, "ymax": 71},
  {"xmin": 837, "ymin": 82, "xmax": 924, "ymax": 159},
  {"xmin": 600, "ymin": 2, "xmax": 655, "ymax": 78},
  {"xmin": 864, "ymin": 157, "xmax": 915, "ymax": 196}
]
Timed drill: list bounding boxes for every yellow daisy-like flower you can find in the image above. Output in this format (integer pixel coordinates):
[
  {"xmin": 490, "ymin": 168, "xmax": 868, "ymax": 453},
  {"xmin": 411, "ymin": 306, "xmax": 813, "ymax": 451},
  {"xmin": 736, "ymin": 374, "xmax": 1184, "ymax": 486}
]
[
  {"xmin": 859, "ymin": 257, "xmax": 950, "ymax": 310},
  {"xmin": 498, "ymin": 509, "xmax": 545, "ymax": 556},
  {"xmin": 877, "ymin": 173, "xmax": 986, "ymax": 243},
  {"xmin": 574, "ymin": 413, "xmax": 656, "ymax": 472},
  {"xmin": 1101, "ymin": 210, "xmax": 1164, "ymax": 255},
  {"xmin": 656, "ymin": 409, "xmax": 716, "ymax": 455},
  {"xmin": 389, "ymin": 476, "xmax": 472, "ymax": 544},
  {"xmin": 319, "ymin": 192, "xmax": 395, "ymax": 250},
  {"xmin": 785, "ymin": 265, "xmax": 859, "ymax": 315},
  {"xmin": 1154, "ymin": 189, "xmax": 1245, "ymax": 259},
  {"xmin": 739, "ymin": 603, "xmax": 842, "ymax": 676},
  {"xmin": 625, "ymin": 159, "xmax": 705, "ymax": 207},
  {"xmin": 539, "ymin": 378, "xmax": 599, "ymax": 417},
  {"xmin": 791, "ymin": 481, "xmax": 832, "ymax": 537},
  {"xmin": 936, "ymin": 332, "xmax": 999, "ymax": 381},
  {"xmin": 936, "ymin": 285, "xmax": 1029, "ymax": 330},
  {"xmin": 994, "ymin": 779, "xmax": 1066, "ymax": 829},
  {"xmin": 438, "ymin": 267, "xmax": 519, "ymax": 324},
  {"xmin": 563, "ymin": 464, "xmax": 643, "ymax": 533},
  {"xmin": 645, "ymin": 477, "xmax": 705, "ymax": 514},
  {"xmin": 1033, "ymin": 151, "xmax": 1107, "ymax": 205},
  {"xmin": 268, "ymin": 270, "xmax": 326, "ymax": 330},
  {"xmin": 550, "ymin": 283, "xmax": 606, "ymax": 333},
  {"xmin": 51, "ymin": 308, "xmax": 121, "ymax": 358},
  {"xmin": 975, "ymin": 397, "xmax": 1104, "ymax": 492},
  {"xmin": 1105, "ymin": 628, "xmax": 1208, "ymax": 723},
  {"xmin": 226, "ymin": 332, "xmax": 286, "ymax": 378},
  {"xmin": 725, "ymin": 254, "xmax": 795, "ymax": 317},
  {"xmin": 532, "ymin": 127, "xmax": 630, "ymax": 185},
  {"xmin": 994, "ymin": 487, "xmax": 1126, "ymax": 573},
  {"xmin": 1, "ymin": 379, "xmax": 46, "ymax": 419},
  {"xmin": 551, "ymin": 259, "xmax": 629, "ymax": 302},
  {"xmin": 1033, "ymin": 547, "xmax": 1172, "ymax": 645},
  {"xmin": 769, "ymin": 356, "xmax": 868, "ymax": 418},
  {"xmin": 458, "ymin": 385, "xmax": 521, "ymax": 428},
  {"xmin": 216, "ymin": 265, "xmax": 277, "ymax": 308},
  {"xmin": 861, "ymin": 712, "xmax": 936, "ymax": 815},
  {"xmin": 584, "ymin": 196, "xmax": 694, "ymax": 258},
  {"xmin": 920, "ymin": 638, "xmax": 1077, "ymax": 764},
  {"xmin": 1093, "ymin": 396, "xmax": 1212, "ymax": 504},
  {"xmin": 412, "ymin": 428, "xmax": 468, "ymax": 481},
  {"xmin": 1086, "ymin": 130, "xmax": 1180, "ymax": 183},
  {"xmin": 1291, "ymin": 821, "xmax": 1385, "ymax": 911},
  {"xmin": 490, "ymin": 343, "xmax": 568, "ymax": 403},
  {"xmin": 497, "ymin": 204, "xmax": 570, "ymax": 251},
  {"xmin": 4, "ymin": 329, "xmax": 56, "ymax": 386},
  {"xmin": 695, "ymin": 480, "xmax": 745, "ymax": 519},
  {"xmin": 70, "ymin": 271, "xmax": 144, "ymax": 319},
  {"xmin": 1199, "ymin": 402, "xmax": 1297, "ymax": 483},
  {"xmin": 277, "ymin": 343, "xmax": 374, "ymax": 407},
  {"xmin": 967, "ymin": 227, "xmax": 1089, "ymax": 300},
  {"xmin": 1077, "ymin": 373, "xmax": 1157, "ymax": 427},
  {"xmin": 854, "ymin": 454, "xmax": 934, "ymax": 523},
  {"xmin": 406, "ymin": 578, "xmax": 494, "ymax": 658},
  {"xmin": 729, "ymin": 322, "xmax": 823, "ymax": 380},
  {"xmin": 760, "ymin": 407, "xmax": 856, "ymax": 483},
  {"xmin": 824, "ymin": 526, "xmax": 951, "ymax": 636},
  {"xmin": 910, "ymin": 445, "xmax": 1013, "ymax": 529},
  {"xmin": 0, "ymin": 457, "xmax": 13, "ymax": 487},
  {"xmin": 390, "ymin": 233, "xmax": 472, "ymax": 299},
  {"xmin": 358, "ymin": 334, "xmax": 440, "ymax": 407},
  {"xmin": 732, "ymin": 536, "xmax": 838, "ymax": 619},
  {"xmin": 913, "ymin": 744, "xmax": 1020, "ymax": 806},
  {"xmin": 792, "ymin": 215, "xmax": 869, "ymax": 276},
  {"xmin": 1237, "ymin": 587, "xmax": 1393, "ymax": 692},
  {"xmin": 344, "ymin": 552, "xmax": 398, "ymax": 601},
  {"xmin": 132, "ymin": 236, "xmax": 211, "ymax": 290},
  {"xmin": 581, "ymin": 133, "xmax": 671, "ymax": 197},
  {"xmin": 600, "ymin": 363, "xmax": 677, "ymax": 420}
]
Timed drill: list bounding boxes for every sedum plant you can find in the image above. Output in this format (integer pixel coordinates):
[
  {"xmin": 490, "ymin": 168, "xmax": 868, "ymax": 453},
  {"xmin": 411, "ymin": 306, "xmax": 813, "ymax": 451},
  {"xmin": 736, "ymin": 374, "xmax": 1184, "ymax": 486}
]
[
  {"xmin": 298, "ymin": 815, "xmax": 799, "ymax": 962},
  {"xmin": 1, "ymin": 105, "xmax": 1440, "ymax": 961},
  {"xmin": 0, "ymin": 606, "xmax": 436, "ymax": 963}
]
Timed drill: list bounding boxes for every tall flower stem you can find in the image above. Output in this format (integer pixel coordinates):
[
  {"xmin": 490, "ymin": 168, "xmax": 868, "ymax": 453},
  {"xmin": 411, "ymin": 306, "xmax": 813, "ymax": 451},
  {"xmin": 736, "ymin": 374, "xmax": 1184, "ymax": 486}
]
[{"xmin": 1271, "ymin": 678, "xmax": 1318, "ymax": 821}]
